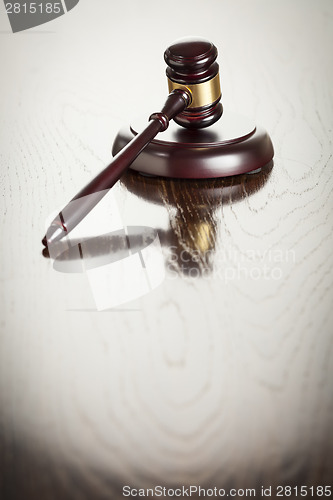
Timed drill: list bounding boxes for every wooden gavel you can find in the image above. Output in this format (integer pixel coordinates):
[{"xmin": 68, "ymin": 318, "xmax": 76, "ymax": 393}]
[
  {"xmin": 43, "ymin": 38, "xmax": 226, "ymax": 246},
  {"xmin": 43, "ymin": 37, "xmax": 273, "ymax": 247}
]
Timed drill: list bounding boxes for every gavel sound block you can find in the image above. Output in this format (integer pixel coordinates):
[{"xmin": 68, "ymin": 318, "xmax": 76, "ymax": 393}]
[{"xmin": 112, "ymin": 37, "xmax": 274, "ymax": 178}]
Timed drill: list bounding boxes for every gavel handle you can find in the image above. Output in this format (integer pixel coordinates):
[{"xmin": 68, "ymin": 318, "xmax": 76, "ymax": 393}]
[{"xmin": 43, "ymin": 89, "xmax": 191, "ymax": 246}]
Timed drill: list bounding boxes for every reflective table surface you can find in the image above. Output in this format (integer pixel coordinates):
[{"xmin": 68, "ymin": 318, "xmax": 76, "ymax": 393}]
[{"xmin": 0, "ymin": 1, "xmax": 332, "ymax": 498}]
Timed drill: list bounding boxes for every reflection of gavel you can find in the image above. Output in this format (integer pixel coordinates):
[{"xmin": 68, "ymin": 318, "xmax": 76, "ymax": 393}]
[
  {"xmin": 43, "ymin": 37, "xmax": 273, "ymax": 247},
  {"xmin": 120, "ymin": 163, "xmax": 273, "ymax": 276},
  {"xmin": 42, "ymin": 163, "xmax": 273, "ymax": 281}
]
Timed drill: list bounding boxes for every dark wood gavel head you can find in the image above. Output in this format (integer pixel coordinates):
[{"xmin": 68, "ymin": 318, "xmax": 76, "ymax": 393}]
[{"xmin": 164, "ymin": 37, "xmax": 223, "ymax": 129}]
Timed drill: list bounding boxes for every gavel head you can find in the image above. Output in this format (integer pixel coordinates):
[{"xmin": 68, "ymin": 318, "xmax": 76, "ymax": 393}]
[{"xmin": 164, "ymin": 37, "xmax": 223, "ymax": 129}]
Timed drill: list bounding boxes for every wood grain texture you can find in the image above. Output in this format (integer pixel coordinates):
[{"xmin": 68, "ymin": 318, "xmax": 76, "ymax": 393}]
[{"xmin": 0, "ymin": 0, "xmax": 332, "ymax": 499}]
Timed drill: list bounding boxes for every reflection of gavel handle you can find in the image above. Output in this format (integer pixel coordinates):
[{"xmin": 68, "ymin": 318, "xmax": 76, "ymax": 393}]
[{"xmin": 42, "ymin": 89, "xmax": 191, "ymax": 246}]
